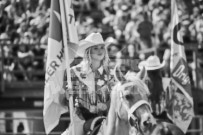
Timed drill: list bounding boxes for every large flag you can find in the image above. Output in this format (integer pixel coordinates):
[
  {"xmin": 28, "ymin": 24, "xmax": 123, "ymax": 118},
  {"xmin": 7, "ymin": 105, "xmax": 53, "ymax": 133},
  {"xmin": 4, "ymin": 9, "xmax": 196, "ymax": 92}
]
[
  {"xmin": 43, "ymin": 0, "xmax": 78, "ymax": 134},
  {"xmin": 169, "ymin": 0, "xmax": 194, "ymax": 133}
]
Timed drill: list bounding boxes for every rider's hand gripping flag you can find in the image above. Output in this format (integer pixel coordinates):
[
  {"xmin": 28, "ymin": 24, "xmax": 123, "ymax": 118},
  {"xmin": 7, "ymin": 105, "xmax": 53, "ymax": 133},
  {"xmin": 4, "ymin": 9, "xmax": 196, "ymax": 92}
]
[
  {"xmin": 168, "ymin": 0, "xmax": 194, "ymax": 133},
  {"xmin": 43, "ymin": 0, "xmax": 78, "ymax": 134}
]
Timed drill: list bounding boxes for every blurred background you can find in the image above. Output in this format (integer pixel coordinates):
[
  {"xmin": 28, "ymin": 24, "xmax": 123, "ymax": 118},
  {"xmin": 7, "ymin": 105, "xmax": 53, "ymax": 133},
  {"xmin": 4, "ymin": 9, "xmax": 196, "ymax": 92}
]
[{"xmin": 0, "ymin": 0, "xmax": 203, "ymax": 134}]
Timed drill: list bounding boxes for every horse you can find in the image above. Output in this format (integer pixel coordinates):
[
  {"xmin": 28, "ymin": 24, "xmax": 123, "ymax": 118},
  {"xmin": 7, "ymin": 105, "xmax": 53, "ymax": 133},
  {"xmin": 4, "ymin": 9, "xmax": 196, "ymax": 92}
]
[
  {"xmin": 63, "ymin": 66, "xmax": 184, "ymax": 135},
  {"xmin": 96, "ymin": 66, "xmax": 152, "ymax": 135},
  {"xmin": 105, "ymin": 66, "xmax": 185, "ymax": 135}
]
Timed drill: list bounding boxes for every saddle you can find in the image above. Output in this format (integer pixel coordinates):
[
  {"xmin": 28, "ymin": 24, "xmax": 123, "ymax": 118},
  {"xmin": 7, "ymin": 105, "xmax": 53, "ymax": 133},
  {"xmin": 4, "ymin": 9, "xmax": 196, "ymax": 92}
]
[{"xmin": 83, "ymin": 116, "xmax": 106, "ymax": 135}]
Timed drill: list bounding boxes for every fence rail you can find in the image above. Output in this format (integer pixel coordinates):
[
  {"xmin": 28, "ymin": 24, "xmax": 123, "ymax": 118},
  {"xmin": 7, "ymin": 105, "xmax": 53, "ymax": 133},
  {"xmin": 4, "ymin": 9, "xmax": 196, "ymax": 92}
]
[
  {"xmin": 0, "ymin": 115, "xmax": 202, "ymax": 135},
  {"xmin": 1, "ymin": 42, "xmax": 202, "ymax": 92}
]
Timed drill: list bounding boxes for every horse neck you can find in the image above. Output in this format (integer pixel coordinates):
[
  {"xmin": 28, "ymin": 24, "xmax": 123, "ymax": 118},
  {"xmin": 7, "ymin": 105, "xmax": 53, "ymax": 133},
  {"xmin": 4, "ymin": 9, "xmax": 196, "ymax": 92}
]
[
  {"xmin": 115, "ymin": 117, "xmax": 130, "ymax": 135},
  {"xmin": 105, "ymin": 88, "xmax": 130, "ymax": 135},
  {"xmin": 115, "ymin": 86, "xmax": 130, "ymax": 135}
]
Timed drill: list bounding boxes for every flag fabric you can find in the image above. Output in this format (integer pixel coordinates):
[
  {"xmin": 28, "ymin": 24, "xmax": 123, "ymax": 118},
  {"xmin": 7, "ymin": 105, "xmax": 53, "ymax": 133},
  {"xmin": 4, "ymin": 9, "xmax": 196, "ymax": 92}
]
[
  {"xmin": 168, "ymin": 0, "xmax": 194, "ymax": 133},
  {"xmin": 43, "ymin": 0, "xmax": 78, "ymax": 134}
]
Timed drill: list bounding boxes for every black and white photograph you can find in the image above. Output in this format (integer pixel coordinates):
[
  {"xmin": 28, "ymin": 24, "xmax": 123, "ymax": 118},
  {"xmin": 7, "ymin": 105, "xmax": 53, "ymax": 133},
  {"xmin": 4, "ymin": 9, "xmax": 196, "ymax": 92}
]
[{"xmin": 0, "ymin": 0, "xmax": 203, "ymax": 135}]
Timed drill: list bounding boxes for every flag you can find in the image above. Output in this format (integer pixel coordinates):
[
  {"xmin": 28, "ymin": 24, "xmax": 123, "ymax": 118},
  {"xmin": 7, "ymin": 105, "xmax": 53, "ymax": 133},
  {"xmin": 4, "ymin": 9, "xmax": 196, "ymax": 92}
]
[
  {"xmin": 169, "ymin": 0, "xmax": 194, "ymax": 133},
  {"xmin": 43, "ymin": 0, "xmax": 78, "ymax": 134}
]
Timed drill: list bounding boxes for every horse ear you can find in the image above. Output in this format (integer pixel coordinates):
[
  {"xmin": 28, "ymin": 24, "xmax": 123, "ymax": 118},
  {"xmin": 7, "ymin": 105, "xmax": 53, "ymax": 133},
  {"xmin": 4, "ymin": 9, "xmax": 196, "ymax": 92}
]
[
  {"xmin": 114, "ymin": 65, "xmax": 126, "ymax": 82},
  {"xmin": 136, "ymin": 66, "xmax": 146, "ymax": 80}
]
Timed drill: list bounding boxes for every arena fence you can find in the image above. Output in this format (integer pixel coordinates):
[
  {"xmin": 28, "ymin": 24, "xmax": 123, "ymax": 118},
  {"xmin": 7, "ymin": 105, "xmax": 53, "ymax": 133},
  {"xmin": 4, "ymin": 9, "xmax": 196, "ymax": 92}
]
[
  {"xmin": 0, "ymin": 42, "xmax": 201, "ymax": 92},
  {"xmin": 0, "ymin": 115, "xmax": 202, "ymax": 135}
]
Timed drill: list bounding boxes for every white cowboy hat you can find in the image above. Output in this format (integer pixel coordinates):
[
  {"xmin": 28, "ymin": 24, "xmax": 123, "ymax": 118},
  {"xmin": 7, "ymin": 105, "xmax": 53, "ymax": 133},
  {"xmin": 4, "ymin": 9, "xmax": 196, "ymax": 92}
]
[
  {"xmin": 77, "ymin": 32, "xmax": 110, "ymax": 57},
  {"xmin": 144, "ymin": 55, "xmax": 165, "ymax": 70},
  {"xmin": 138, "ymin": 60, "xmax": 147, "ymax": 70}
]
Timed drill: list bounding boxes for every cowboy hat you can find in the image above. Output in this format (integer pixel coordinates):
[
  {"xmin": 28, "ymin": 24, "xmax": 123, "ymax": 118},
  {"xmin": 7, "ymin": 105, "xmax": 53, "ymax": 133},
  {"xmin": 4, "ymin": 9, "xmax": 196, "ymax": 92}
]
[
  {"xmin": 144, "ymin": 55, "xmax": 165, "ymax": 70},
  {"xmin": 77, "ymin": 32, "xmax": 110, "ymax": 57}
]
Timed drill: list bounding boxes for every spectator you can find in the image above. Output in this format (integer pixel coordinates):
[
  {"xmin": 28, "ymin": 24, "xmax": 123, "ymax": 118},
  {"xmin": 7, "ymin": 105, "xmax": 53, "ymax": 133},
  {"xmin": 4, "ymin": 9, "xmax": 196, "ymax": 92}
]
[
  {"xmin": 142, "ymin": 55, "xmax": 170, "ymax": 121},
  {"xmin": 136, "ymin": 12, "xmax": 153, "ymax": 51},
  {"xmin": 32, "ymin": 44, "xmax": 45, "ymax": 80},
  {"xmin": 14, "ymin": 44, "xmax": 34, "ymax": 81},
  {"xmin": 17, "ymin": 122, "xmax": 25, "ymax": 135},
  {"xmin": 113, "ymin": 7, "xmax": 130, "ymax": 36}
]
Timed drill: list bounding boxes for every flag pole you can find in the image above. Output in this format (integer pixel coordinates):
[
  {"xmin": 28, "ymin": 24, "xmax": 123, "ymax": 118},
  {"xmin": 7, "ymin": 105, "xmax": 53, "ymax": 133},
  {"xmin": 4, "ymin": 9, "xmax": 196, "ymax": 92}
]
[{"xmin": 59, "ymin": 0, "xmax": 75, "ymax": 135}]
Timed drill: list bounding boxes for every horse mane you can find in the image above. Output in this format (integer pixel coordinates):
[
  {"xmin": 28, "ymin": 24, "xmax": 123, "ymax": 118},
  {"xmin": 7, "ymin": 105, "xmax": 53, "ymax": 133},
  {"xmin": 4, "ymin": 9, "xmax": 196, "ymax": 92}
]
[
  {"xmin": 104, "ymin": 85, "xmax": 130, "ymax": 135},
  {"xmin": 125, "ymin": 72, "xmax": 150, "ymax": 96}
]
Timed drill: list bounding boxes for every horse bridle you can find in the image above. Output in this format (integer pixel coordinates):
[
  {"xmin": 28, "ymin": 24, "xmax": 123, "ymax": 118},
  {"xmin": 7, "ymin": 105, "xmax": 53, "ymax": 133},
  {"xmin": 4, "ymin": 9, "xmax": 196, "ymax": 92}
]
[
  {"xmin": 118, "ymin": 82, "xmax": 152, "ymax": 133},
  {"xmin": 128, "ymin": 100, "xmax": 152, "ymax": 123}
]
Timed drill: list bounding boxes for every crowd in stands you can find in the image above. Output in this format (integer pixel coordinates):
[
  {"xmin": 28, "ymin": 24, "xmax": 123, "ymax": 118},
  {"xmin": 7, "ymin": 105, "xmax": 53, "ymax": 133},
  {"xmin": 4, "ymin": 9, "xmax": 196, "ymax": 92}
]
[
  {"xmin": 0, "ymin": 0, "xmax": 49, "ymax": 81},
  {"xmin": 0, "ymin": 0, "xmax": 203, "ymax": 89}
]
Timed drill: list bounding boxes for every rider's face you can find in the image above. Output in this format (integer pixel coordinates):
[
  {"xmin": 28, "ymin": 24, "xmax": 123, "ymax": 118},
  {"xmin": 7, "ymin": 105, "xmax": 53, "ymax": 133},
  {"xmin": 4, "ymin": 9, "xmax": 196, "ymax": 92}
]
[{"xmin": 90, "ymin": 44, "xmax": 105, "ymax": 61}]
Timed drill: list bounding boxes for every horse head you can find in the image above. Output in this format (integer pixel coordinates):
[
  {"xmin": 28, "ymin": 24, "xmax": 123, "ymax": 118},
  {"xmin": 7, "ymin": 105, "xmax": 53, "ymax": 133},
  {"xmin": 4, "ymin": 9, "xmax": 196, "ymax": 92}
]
[{"xmin": 113, "ymin": 65, "xmax": 157, "ymax": 135}]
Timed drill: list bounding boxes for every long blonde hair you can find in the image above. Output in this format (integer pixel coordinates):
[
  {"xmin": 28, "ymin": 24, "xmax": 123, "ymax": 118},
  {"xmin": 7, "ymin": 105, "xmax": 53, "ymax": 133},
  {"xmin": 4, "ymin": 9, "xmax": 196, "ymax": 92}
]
[{"xmin": 81, "ymin": 46, "xmax": 110, "ymax": 74}]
